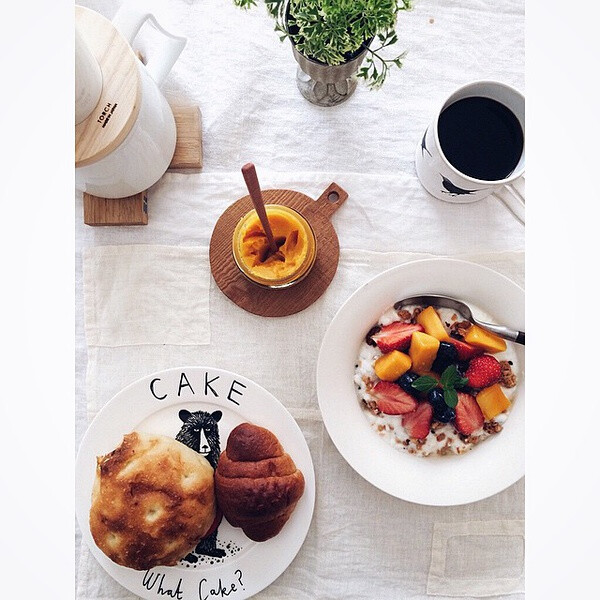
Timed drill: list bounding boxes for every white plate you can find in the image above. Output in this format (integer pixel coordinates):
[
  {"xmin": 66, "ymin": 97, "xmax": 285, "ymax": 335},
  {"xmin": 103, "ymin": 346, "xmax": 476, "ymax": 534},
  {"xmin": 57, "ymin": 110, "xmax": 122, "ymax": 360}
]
[
  {"xmin": 76, "ymin": 367, "xmax": 315, "ymax": 600},
  {"xmin": 317, "ymin": 258, "xmax": 524, "ymax": 506}
]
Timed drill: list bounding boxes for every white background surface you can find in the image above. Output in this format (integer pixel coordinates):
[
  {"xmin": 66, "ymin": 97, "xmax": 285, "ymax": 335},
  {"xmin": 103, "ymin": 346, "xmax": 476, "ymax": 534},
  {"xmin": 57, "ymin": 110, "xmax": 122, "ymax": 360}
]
[{"xmin": 1, "ymin": 0, "xmax": 599, "ymax": 599}]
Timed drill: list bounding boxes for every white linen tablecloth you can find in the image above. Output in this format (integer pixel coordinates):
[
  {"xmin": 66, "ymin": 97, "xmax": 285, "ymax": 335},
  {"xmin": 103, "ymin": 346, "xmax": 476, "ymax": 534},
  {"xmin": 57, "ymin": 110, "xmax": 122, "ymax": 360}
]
[{"xmin": 75, "ymin": 1, "xmax": 525, "ymax": 598}]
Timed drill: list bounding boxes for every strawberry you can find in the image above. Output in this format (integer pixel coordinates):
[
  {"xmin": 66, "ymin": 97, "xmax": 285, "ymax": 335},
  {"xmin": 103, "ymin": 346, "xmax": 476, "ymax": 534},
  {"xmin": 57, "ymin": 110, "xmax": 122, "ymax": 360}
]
[
  {"xmin": 465, "ymin": 355, "xmax": 502, "ymax": 389},
  {"xmin": 372, "ymin": 381, "xmax": 418, "ymax": 415},
  {"xmin": 454, "ymin": 392, "xmax": 484, "ymax": 435},
  {"xmin": 372, "ymin": 322, "xmax": 424, "ymax": 353},
  {"xmin": 402, "ymin": 401, "xmax": 433, "ymax": 440},
  {"xmin": 449, "ymin": 338, "xmax": 484, "ymax": 361}
]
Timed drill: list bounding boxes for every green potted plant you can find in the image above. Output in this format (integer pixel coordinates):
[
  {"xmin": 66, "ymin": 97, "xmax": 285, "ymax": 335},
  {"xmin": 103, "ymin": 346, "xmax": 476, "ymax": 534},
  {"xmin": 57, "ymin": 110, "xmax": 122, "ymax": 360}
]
[{"xmin": 234, "ymin": 0, "xmax": 412, "ymax": 106}]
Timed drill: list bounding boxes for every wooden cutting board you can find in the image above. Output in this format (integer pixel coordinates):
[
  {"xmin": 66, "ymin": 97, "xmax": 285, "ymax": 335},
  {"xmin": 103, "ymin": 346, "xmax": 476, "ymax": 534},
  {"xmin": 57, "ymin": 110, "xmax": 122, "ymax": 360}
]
[{"xmin": 209, "ymin": 183, "xmax": 348, "ymax": 317}]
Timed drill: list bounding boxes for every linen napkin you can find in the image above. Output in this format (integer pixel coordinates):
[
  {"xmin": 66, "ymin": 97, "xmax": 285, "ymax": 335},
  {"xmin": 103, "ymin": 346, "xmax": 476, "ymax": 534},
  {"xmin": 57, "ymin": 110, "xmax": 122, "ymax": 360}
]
[
  {"xmin": 83, "ymin": 245, "xmax": 210, "ymax": 347},
  {"xmin": 428, "ymin": 520, "xmax": 525, "ymax": 596}
]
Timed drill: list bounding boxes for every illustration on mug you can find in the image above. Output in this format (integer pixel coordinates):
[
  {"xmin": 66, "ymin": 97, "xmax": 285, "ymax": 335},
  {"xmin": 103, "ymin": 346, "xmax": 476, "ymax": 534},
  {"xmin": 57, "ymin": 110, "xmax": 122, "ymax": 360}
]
[{"xmin": 440, "ymin": 174, "xmax": 482, "ymax": 197}]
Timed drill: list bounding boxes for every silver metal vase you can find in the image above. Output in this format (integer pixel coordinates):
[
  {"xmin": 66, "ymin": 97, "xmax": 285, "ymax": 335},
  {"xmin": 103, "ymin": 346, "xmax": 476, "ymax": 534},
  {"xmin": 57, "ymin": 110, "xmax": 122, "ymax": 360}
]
[{"xmin": 292, "ymin": 44, "xmax": 369, "ymax": 107}]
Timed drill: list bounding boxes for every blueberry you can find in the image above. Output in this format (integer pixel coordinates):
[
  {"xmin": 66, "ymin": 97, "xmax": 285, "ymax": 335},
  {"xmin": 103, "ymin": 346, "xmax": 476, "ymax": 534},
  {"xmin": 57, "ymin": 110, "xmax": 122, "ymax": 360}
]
[
  {"xmin": 431, "ymin": 357, "xmax": 449, "ymax": 374},
  {"xmin": 438, "ymin": 341, "xmax": 459, "ymax": 362},
  {"xmin": 365, "ymin": 325, "xmax": 381, "ymax": 347},
  {"xmin": 397, "ymin": 372, "xmax": 420, "ymax": 395},
  {"xmin": 434, "ymin": 406, "xmax": 456, "ymax": 423},
  {"xmin": 427, "ymin": 388, "xmax": 445, "ymax": 410},
  {"xmin": 431, "ymin": 342, "xmax": 459, "ymax": 374},
  {"xmin": 456, "ymin": 361, "xmax": 469, "ymax": 377},
  {"xmin": 428, "ymin": 389, "xmax": 456, "ymax": 422}
]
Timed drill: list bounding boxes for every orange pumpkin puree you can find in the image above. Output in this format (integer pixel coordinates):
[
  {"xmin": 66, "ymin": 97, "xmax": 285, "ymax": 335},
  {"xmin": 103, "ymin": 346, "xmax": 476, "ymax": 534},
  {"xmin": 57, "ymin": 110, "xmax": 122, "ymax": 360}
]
[{"xmin": 233, "ymin": 205, "xmax": 315, "ymax": 286}]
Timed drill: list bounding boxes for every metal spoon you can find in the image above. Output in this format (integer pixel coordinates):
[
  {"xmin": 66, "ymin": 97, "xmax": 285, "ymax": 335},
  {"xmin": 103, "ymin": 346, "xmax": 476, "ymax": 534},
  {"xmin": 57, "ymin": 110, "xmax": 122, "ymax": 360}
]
[{"xmin": 394, "ymin": 294, "xmax": 525, "ymax": 345}]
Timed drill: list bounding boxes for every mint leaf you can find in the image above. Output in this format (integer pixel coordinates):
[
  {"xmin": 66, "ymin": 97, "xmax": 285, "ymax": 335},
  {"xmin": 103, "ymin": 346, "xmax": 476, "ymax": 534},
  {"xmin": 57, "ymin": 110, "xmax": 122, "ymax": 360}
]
[
  {"xmin": 444, "ymin": 387, "xmax": 458, "ymax": 408},
  {"xmin": 456, "ymin": 375, "xmax": 469, "ymax": 389},
  {"xmin": 440, "ymin": 365, "xmax": 469, "ymax": 388},
  {"xmin": 439, "ymin": 365, "xmax": 467, "ymax": 407},
  {"xmin": 411, "ymin": 376, "xmax": 438, "ymax": 394},
  {"xmin": 440, "ymin": 364, "xmax": 460, "ymax": 387}
]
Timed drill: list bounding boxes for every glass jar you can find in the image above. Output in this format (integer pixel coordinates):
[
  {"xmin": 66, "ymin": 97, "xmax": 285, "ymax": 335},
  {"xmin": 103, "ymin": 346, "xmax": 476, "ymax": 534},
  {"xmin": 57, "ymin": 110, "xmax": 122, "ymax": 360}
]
[{"xmin": 232, "ymin": 205, "xmax": 317, "ymax": 289}]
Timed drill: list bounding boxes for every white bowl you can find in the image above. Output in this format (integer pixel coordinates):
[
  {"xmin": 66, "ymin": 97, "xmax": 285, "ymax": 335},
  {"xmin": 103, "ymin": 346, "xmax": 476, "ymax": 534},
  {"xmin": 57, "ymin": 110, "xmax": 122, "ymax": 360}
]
[{"xmin": 316, "ymin": 258, "xmax": 525, "ymax": 506}]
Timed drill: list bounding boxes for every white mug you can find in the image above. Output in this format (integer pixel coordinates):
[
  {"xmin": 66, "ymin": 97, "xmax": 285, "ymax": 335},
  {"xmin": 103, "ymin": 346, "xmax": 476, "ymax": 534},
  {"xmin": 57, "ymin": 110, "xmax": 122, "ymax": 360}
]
[
  {"xmin": 75, "ymin": 2, "xmax": 186, "ymax": 199},
  {"xmin": 415, "ymin": 81, "xmax": 525, "ymax": 215}
]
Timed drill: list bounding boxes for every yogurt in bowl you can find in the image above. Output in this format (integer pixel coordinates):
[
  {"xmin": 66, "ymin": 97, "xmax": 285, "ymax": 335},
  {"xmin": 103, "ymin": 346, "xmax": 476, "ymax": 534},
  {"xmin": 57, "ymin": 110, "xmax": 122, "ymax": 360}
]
[{"xmin": 354, "ymin": 303, "xmax": 519, "ymax": 457}]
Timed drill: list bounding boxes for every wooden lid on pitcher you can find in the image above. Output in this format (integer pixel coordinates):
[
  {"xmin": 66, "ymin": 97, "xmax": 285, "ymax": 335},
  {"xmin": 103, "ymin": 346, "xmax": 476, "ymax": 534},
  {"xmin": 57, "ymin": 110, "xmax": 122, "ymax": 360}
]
[{"xmin": 75, "ymin": 6, "xmax": 141, "ymax": 167}]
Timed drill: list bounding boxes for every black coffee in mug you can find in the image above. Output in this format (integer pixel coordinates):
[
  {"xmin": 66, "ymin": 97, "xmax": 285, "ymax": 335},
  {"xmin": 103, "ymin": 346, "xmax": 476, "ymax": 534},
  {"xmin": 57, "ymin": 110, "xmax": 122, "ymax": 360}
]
[{"xmin": 437, "ymin": 96, "xmax": 524, "ymax": 181}]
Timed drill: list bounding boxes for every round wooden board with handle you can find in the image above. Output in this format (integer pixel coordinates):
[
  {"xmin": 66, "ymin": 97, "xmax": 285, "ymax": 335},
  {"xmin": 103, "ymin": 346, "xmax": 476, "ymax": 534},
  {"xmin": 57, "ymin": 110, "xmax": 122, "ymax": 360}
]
[{"xmin": 209, "ymin": 183, "xmax": 348, "ymax": 317}]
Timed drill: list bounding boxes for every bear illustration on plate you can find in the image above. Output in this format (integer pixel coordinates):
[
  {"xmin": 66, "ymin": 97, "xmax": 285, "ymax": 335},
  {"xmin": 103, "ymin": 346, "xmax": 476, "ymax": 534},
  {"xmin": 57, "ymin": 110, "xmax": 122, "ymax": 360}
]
[{"xmin": 176, "ymin": 409, "xmax": 226, "ymax": 560}]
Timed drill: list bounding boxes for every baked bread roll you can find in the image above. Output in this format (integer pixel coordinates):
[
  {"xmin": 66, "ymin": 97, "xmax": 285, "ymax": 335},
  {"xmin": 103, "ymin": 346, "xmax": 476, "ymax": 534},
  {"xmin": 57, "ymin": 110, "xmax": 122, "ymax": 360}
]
[
  {"xmin": 90, "ymin": 431, "xmax": 216, "ymax": 570},
  {"xmin": 215, "ymin": 423, "xmax": 305, "ymax": 542}
]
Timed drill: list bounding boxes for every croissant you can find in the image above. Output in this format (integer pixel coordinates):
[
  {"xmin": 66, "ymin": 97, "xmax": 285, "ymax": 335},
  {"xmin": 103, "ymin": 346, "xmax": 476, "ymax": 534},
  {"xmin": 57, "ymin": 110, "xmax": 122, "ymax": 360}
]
[{"xmin": 215, "ymin": 422, "xmax": 305, "ymax": 542}]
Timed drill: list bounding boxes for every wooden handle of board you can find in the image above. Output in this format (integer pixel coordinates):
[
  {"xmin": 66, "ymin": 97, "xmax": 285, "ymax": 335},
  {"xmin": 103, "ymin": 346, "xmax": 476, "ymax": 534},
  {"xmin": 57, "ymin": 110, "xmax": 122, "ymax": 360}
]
[
  {"xmin": 303, "ymin": 182, "xmax": 349, "ymax": 220},
  {"xmin": 241, "ymin": 163, "xmax": 278, "ymax": 254}
]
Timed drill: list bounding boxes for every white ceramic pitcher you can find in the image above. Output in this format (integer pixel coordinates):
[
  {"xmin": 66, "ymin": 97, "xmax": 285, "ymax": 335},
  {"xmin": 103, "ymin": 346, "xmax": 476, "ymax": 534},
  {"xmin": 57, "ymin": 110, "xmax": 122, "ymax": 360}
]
[{"xmin": 75, "ymin": 2, "xmax": 186, "ymax": 198}]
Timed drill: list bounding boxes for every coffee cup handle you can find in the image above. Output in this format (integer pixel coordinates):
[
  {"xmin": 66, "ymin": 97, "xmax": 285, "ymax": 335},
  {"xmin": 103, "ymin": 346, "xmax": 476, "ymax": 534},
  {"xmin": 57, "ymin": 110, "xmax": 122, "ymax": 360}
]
[{"xmin": 497, "ymin": 176, "xmax": 525, "ymax": 224}]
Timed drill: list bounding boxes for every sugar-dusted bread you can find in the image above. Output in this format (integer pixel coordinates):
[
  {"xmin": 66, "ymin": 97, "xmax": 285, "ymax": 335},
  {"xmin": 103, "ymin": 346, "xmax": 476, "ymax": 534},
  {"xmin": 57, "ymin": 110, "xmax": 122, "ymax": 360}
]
[
  {"xmin": 215, "ymin": 423, "xmax": 304, "ymax": 542},
  {"xmin": 90, "ymin": 431, "xmax": 216, "ymax": 570}
]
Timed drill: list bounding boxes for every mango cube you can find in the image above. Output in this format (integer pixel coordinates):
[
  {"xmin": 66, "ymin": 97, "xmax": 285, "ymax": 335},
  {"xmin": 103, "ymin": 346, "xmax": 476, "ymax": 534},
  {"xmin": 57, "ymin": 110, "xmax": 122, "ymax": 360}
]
[
  {"xmin": 476, "ymin": 384, "xmax": 511, "ymax": 420},
  {"xmin": 464, "ymin": 324, "xmax": 507, "ymax": 353},
  {"xmin": 374, "ymin": 350, "xmax": 412, "ymax": 381},
  {"xmin": 409, "ymin": 331, "xmax": 440, "ymax": 373},
  {"xmin": 416, "ymin": 306, "xmax": 450, "ymax": 341},
  {"xmin": 415, "ymin": 371, "xmax": 440, "ymax": 382}
]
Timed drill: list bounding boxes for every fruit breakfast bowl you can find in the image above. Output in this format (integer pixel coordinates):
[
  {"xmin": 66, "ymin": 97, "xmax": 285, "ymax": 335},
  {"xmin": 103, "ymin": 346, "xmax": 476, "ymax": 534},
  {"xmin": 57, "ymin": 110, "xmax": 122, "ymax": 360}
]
[{"xmin": 316, "ymin": 258, "xmax": 525, "ymax": 506}]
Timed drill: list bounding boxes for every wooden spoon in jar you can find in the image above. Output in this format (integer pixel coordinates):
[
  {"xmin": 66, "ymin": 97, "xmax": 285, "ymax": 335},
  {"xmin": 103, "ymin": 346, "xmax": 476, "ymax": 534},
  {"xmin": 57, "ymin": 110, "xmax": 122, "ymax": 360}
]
[{"xmin": 241, "ymin": 163, "xmax": 284, "ymax": 261}]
